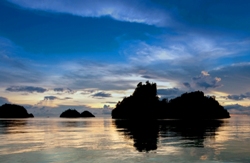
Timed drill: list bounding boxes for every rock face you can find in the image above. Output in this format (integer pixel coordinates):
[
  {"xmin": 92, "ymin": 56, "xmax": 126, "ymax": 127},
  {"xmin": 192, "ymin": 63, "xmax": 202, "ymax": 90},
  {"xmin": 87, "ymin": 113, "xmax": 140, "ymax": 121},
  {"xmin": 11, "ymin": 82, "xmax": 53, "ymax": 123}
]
[
  {"xmin": 80, "ymin": 111, "xmax": 95, "ymax": 117},
  {"xmin": 111, "ymin": 82, "xmax": 230, "ymax": 119},
  {"xmin": 60, "ymin": 109, "xmax": 81, "ymax": 118},
  {"xmin": 0, "ymin": 104, "xmax": 34, "ymax": 118},
  {"xmin": 60, "ymin": 109, "xmax": 95, "ymax": 118}
]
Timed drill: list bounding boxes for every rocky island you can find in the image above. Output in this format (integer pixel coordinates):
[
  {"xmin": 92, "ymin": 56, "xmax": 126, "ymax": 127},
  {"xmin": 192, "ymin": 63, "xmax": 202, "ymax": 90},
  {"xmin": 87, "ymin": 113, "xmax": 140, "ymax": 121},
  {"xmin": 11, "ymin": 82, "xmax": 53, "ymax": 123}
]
[
  {"xmin": 0, "ymin": 104, "xmax": 34, "ymax": 118},
  {"xmin": 81, "ymin": 111, "xmax": 95, "ymax": 117},
  {"xmin": 111, "ymin": 81, "xmax": 230, "ymax": 119},
  {"xmin": 60, "ymin": 109, "xmax": 95, "ymax": 118}
]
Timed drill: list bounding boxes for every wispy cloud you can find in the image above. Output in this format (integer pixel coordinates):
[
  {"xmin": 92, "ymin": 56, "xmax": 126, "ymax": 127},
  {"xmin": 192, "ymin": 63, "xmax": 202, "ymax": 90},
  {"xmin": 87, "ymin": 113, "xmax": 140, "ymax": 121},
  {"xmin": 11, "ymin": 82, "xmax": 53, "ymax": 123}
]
[
  {"xmin": 53, "ymin": 88, "xmax": 76, "ymax": 94},
  {"xmin": 6, "ymin": 86, "xmax": 47, "ymax": 93},
  {"xmin": 7, "ymin": 0, "xmax": 170, "ymax": 26},
  {"xmin": 91, "ymin": 92, "xmax": 112, "ymax": 98}
]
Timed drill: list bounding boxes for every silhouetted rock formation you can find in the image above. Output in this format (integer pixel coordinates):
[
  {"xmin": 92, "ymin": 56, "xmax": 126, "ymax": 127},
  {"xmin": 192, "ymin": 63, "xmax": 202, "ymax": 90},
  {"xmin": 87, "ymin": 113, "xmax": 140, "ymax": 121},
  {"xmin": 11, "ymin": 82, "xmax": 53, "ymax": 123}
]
[
  {"xmin": 167, "ymin": 91, "xmax": 230, "ymax": 119},
  {"xmin": 114, "ymin": 119, "xmax": 225, "ymax": 152},
  {"xmin": 80, "ymin": 111, "xmax": 95, "ymax": 117},
  {"xmin": 60, "ymin": 109, "xmax": 81, "ymax": 118},
  {"xmin": 60, "ymin": 109, "xmax": 95, "ymax": 118},
  {"xmin": 112, "ymin": 82, "xmax": 230, "ymax": 119},
  {"xmin": 0, "ymin": 104, "xmax": 34, "ymax": 118}
]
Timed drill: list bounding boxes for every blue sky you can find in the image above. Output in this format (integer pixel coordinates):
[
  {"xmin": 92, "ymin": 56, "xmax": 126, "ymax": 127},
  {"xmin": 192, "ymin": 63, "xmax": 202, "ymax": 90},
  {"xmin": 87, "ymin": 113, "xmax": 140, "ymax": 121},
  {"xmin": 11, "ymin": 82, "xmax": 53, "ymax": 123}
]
[{"xmin": 1, "ymin": 0, "xmax": 250, "ymax": 116}]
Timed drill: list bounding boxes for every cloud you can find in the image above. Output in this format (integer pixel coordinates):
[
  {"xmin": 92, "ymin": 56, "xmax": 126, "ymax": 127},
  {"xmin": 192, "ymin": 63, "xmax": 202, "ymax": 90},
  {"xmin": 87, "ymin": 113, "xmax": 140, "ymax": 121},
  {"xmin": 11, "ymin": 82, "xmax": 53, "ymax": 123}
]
[
  {"xmin": 91, "ymin": 92, "xmax": 112, "ymax": 98},
  {"xmin": 53, "ymin": 88, "xmax": 76, "ymax": 94},
  {"xmin": 102, "ymin": 105, "xmax": 113, "ymax": 114},
  {"xmin": 157, "ymin": 88, "xmax": 184, "ymax": 99},
  {"xmin": 224, "ymin": 104, "xmax": 250, "ymax": 115},
  {"xmin": 36, "ymin": 95, "xmax": 73, "ymax": 107},
  {"xmin": 211, "ymin": 62, "xmax": 250, "ymax": 93},
  {"xmin": 6, "ymin": 86, "xmax": 47, "ymax": 93},
  {"xmin": 141, "ymin": 75, "xmax": 153, "ymax": 79},
  {"xmin": 192, "ymin": 71, "xmax": 222, "ymax": 89},
  {"xmin": 124, "ymin": 42, "xmax": 185, "ymax": 64},
  {"xmin": 0, "ymin": 38, "xmax": 46, "ymax": 86},
  {"xmin": 104, "ymin": 101, "xmax": 117, "ymax": 104},
  {"xmin": 0, "ymin": 97, "xmax": 10, "ymax": 105},
  {"xmin": 80, "ymin": 89, "xmax": 96, "ymax": 95},
  {"xmin": 7, "ymin": 0, "xmax": 170, "ymax": 26},
  {"xmin": 44, "ymin": 96, "xmax": 58, "ymax": 101},
  {"xmin": 183, "ymin": 82, "xmax": 191, "ymax": 89},
  {"xmin": 43, "ymin": 96, "xmax": 72, "ymax": 101},
  {"xmin": 223, "ymin": 92, "xmax": 250, "ymax": 101}
]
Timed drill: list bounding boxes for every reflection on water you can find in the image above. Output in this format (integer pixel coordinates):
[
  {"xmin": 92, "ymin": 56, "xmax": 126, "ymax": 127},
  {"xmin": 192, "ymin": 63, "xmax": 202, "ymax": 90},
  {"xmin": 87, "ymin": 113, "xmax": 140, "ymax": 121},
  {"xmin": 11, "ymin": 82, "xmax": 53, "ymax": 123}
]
[
  {"xmin": 0, "ymin": 120, "xmax": 27, "ymax": 134},
  {"xmin": 114, "ymin": 120, "xmax": 225, "ymax": 152},
  {"xmin": 0, "ymin": 117, "xmax": 250, "ymax": 163}
]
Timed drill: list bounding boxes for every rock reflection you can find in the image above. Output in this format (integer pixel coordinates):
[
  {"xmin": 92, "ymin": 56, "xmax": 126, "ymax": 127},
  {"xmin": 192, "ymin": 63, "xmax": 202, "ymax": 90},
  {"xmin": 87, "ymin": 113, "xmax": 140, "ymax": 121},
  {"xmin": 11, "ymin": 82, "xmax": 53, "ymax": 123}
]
[
  {"xmin": 59, "ymin": 120, "xmax": 93, "ymax": 128},
  {"xmin": 114, "ymin": 119, "xmax": 225, "ymax": 152}
]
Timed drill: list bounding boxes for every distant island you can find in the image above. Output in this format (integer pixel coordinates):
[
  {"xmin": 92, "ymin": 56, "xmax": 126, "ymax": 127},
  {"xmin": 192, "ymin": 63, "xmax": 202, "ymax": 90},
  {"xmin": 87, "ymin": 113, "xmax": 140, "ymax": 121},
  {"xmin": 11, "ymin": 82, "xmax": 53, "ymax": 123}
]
[
  {"xmin": 60, "ymin": 109, "xmax": 95, "ymax": 118},
  {"xmin": 112, "ymin": 81, "xmax": 230, "ymax": 119},
  {"xmin": 0, "ymin": 104, "xmax": 34, "ymax": 118}
]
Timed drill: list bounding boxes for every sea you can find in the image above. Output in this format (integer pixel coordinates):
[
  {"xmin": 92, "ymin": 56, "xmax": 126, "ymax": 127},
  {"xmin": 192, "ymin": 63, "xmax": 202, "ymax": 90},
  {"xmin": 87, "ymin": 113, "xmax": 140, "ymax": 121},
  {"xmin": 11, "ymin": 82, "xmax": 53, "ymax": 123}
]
[{"xmin": 0, "ymin": 115, "xmax": 249, "ymax": 163}]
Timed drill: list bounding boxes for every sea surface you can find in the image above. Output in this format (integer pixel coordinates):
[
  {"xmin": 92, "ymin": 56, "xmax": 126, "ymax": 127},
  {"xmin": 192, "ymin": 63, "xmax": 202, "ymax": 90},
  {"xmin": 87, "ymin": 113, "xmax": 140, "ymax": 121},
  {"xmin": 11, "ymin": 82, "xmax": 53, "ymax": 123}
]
[{"xmin": 0, "ymin": 116, "xmax": 249, "ymax": 163}]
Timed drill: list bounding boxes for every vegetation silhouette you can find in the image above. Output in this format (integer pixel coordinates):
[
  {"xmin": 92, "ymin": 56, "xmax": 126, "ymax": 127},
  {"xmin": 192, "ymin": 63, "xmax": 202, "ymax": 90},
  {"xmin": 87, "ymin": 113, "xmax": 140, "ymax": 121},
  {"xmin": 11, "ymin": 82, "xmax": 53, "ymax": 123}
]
[
  {"xmin": 114, "ymin": 119, "xmax": 225, "ymax": 152},
  {"xmin": 112, "ymin": 81, "xmax": 230, "ymax": 119},
  {"xmin": 81, "ymin": 111, "xmax": 95, "ymax": 117},
  {"xmin": 0, "ymin": 104, "xmax": 34, "ymax": 118},
  {"xmin": 60, "ymin": 109, "xmax": 95, "ymax": 118}
]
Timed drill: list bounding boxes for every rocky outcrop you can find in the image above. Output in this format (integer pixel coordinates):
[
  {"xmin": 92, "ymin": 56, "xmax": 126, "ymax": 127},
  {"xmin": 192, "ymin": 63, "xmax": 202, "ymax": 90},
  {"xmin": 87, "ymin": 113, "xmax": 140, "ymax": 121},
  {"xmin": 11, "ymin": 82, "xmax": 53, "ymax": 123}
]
[
  {"xmin": 60, "ymin": 109, "xmax": 95, "ymax": 118},
  {"xmin": 60, "ymin": 109, "xmax": 81, "ymax": 118},
  {"xmin": 0, "ymin": 104, "xmax": 34, "ymax": 118},
  {"xmin": 111, "ymin": 82, "xmax": 230, "ymax": 119},
  {"xmin": 80, "ymin": 111, "xmax": 95, "ymax": 117}
]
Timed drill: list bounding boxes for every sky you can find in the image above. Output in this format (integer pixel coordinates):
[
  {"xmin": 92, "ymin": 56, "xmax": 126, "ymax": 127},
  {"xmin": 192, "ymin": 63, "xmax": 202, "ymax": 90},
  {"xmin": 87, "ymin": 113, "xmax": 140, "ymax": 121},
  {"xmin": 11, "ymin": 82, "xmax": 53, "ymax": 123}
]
[{"xmin": 1, "ymin": 0, "xmax": 250, "ymax": 117}]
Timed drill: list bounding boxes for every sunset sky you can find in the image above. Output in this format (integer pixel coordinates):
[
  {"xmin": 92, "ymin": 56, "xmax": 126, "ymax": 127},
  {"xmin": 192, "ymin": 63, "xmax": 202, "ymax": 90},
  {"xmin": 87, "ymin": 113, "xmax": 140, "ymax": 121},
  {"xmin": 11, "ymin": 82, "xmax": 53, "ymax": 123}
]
[{"xmin": 1, "ymin": 0, "xmax": 250, "ymax": 116}]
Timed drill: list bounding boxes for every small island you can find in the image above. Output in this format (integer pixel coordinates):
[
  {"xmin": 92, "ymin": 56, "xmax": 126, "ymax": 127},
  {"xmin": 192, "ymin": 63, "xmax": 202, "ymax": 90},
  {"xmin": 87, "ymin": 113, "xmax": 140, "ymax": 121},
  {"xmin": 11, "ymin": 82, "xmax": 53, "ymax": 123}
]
[
  {"xmin": 81, "ymin": 111, "xmax": 95, "ymax": 117},
  {"xmin": 0, "ymin": 104, "xmax": 34, "ymax": 118},
  {"xmin": 112, "ymin": 81, "xmax": 230, "ymax": 119},
  {"xmin": 60, "ymin": 109, "xmax": 95, "ymax": 118}
]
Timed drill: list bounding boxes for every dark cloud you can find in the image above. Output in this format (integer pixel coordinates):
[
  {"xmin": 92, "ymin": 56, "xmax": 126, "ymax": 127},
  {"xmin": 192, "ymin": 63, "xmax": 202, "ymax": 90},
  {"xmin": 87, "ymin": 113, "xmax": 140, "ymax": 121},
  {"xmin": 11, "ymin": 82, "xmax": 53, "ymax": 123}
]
[
  {"xmin": 6, "ymin": 86, "xmax": 47, "ymax": 93},
  {"xmin": 54, "ymin": 88, "xmax": 64, "ymax": 92},
  {"xmin": 80, "ymin": 89, "xmax": 96, "ymax": 95},
  {"xmin": 44, "ymin": 96, "xmax": 58, "ymax": 100},
  {"xmin": 223, "ymin": 92, "xmax": 250, "ymax": 101},
  {"xmin": 183, "ymin": 82, "xmax": 191, "ymax": 88},
  {"xmin": 0, "ymin": 97, "xmax": 10, "ymax": 105},
  {"xmin": 157, "ymin": 88, "xmax": 184, "ymax": 99},
  {"xmin": 63, "ymin": 97, "xmax": 73, "ymax": 100},
  {"xmin": 54, "ymin": 88, "xmax": 76, "ymax": 94},
  {"xmin": 43, "ymin": 96, "xmax": 72, "ymax": 101},
  {"xmin": 141, "ymin": 75, "xmax": 153, "ymax": 79},
  {"xmin": 224, "ymin": 104, "xmax": 250, "ymax": 115},
  {"xmin": 91, "ymin": 92, "xmax": 112, "ymax": 98},
  {"xmin": 104, "ymin": 101, "xmax": 117, "ymax": 104},
  {"xmin": 192, "ymin": 71, "xmax": 222, "ymax": 89}
]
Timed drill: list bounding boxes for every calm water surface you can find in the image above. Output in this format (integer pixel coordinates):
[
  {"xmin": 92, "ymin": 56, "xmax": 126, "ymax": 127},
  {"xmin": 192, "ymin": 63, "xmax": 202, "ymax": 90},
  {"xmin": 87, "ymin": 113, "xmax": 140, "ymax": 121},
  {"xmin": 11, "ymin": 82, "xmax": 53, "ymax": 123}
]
[{"xmin": 0, "ymin": 116, "xmax": 249, "ymax": 163}]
